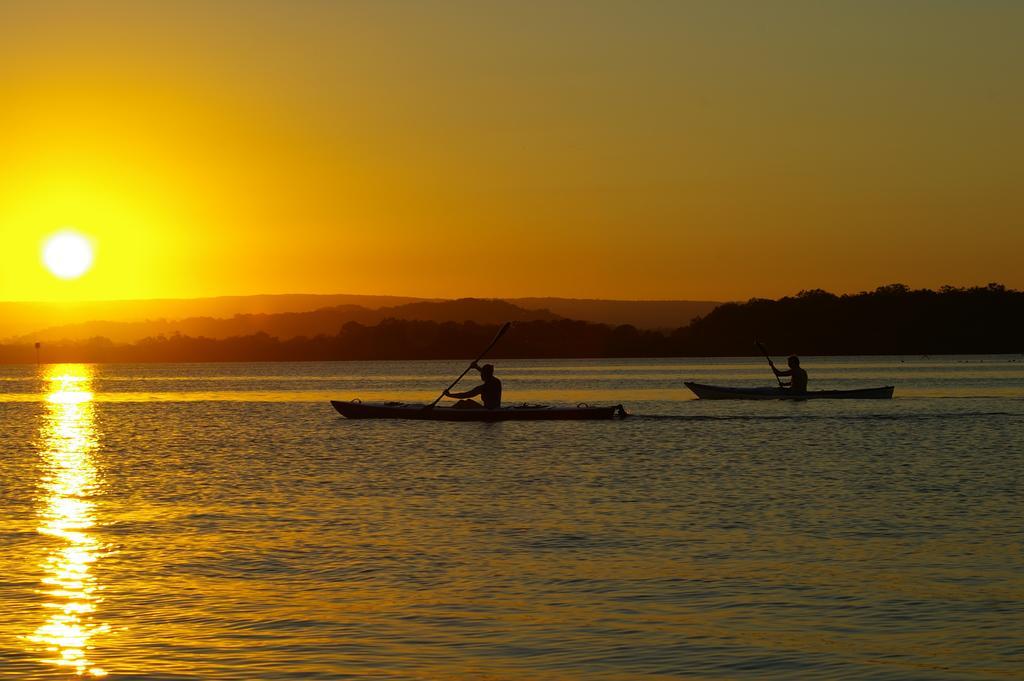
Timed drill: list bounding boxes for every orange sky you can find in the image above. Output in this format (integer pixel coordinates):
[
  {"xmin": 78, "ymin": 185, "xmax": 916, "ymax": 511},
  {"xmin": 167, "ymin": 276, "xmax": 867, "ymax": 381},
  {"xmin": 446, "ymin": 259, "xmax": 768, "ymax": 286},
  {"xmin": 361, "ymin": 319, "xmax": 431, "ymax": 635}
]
[{"xmin": 1, "ymin": 1, "xmax": 1021, "ymax": 303}]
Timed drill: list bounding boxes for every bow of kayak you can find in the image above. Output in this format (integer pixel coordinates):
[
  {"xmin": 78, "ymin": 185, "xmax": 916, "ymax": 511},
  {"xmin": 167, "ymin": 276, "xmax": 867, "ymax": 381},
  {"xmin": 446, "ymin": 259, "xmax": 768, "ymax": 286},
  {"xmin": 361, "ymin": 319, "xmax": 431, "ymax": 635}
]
[
  {"xmin": 332, "ymin": 400, "xmax": 629, "ymax": 421},
  {"xmin": 684, "ymin": 382, "xmax": 894, "ymax": 400}
]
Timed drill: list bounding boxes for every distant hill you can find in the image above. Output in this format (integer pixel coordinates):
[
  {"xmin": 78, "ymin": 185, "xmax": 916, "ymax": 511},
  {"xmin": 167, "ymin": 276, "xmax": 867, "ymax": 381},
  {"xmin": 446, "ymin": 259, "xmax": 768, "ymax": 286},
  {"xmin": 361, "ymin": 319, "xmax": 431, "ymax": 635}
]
[
  {"xmin": 4, "ymin": 284, "xmax": 1020, "ymax": 364},
  {"xmin": 3, "ymin": 293, "xmax": 721, "ymax": 341},
  {"xmin": 381, "ymin": 299, "xmax": 563, "ymax": 325},
  {"xmin": 506, "ymin": 297, "xmax": 720, "ymax": 329},
  {"xmin": 0, "ymin": 293, "xmax": 428, "ymax": 341},
  {"xmin": 16, "ymin": 299, "xmax": 563, "ymax": 344}
]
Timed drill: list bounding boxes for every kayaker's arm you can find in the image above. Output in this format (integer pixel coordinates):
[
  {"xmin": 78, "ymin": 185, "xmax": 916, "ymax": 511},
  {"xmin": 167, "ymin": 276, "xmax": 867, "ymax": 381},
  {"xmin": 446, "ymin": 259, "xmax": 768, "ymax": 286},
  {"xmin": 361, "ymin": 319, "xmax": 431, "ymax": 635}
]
[
  {"xmin": 772, "ymin": 366, "xmax": 794, "ymax": 386},
  {"xmin": 445, "ymin": 384, "xmax": 484, "ymax": 399},
  {"xmin": 445, "ymin": 361, "xmax": 483, "ymax": 396}
]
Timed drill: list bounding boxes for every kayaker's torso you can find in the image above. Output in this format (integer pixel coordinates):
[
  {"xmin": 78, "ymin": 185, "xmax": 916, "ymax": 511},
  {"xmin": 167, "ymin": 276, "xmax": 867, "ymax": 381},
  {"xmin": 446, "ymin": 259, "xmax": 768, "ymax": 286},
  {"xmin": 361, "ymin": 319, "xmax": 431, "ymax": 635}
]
[
  {"xmin": 789, "ymin": 367, "xmax": 808, "ymax": 393},
  {"xmin": 774, "ymin": 357, "xmax": 808, "ymax": 394},
  {"xmin": 462, "ymin": 376, "xmax": 502, "ymax": 408}
]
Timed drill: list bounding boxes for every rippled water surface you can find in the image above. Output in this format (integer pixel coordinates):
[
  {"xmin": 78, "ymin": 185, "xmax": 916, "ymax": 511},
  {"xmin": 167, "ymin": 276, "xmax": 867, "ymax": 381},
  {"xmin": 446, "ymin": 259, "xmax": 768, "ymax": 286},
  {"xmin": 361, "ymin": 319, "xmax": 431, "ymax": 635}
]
[{"xmin": 1, "ymin": 357, "xmax": 1021, "ymax": 679}]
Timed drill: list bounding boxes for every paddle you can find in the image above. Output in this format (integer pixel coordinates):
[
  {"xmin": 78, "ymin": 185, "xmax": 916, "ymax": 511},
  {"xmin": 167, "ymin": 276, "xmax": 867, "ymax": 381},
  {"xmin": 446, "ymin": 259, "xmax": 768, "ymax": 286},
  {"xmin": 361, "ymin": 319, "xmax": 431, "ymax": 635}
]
[
  {"xmin": 756, "ymin": 340, "xmax": 785, "ymax": 388},
  {"xmin": 427, "ymin": 322, "xmax": 511, "ymax": 408}
]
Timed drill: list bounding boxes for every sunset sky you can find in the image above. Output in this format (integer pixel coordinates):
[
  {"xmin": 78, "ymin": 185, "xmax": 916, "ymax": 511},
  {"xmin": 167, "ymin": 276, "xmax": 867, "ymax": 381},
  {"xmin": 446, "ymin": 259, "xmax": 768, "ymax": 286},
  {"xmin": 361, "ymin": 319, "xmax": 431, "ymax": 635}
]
[{"xmin": 1, "ymin": 1, "xmax": 1021, "ymax": 303}]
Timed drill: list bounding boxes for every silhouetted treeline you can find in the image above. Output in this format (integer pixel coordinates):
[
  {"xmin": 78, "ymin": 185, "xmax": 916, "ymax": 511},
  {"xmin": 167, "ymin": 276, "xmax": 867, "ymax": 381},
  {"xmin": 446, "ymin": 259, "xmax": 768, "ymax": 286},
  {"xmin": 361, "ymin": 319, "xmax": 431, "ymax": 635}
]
[
  {"xmin": 0, "ymin": 319, "xmax": 674, "ymax": 363},
  {"xmin": 670, "ymin": 283, "xmax": 1024, "ymax": 356},
  {"xmin": 2, "ymin": 284, "xmax": 1022, "ymax": 363}
]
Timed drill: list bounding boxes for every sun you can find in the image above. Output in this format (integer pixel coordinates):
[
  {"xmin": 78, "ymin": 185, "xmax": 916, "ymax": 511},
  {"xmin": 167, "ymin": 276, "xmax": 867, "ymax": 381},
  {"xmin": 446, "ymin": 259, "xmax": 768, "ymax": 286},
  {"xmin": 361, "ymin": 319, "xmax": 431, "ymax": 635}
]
[{"xmin": 43, "ymin": 230, "xmax": 95, "ymax": 279}]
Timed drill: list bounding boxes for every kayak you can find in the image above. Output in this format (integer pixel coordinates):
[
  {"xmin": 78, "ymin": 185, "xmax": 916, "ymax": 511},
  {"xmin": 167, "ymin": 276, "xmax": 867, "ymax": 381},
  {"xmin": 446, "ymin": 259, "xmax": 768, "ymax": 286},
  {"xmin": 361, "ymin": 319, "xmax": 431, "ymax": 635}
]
[
  {"xmin": 685, "ymin": 382, "xmax": 894, "ymax": 400},
  {"xmin": 332, "ymin": 400, "xmax": 629, "ymax": 421}
]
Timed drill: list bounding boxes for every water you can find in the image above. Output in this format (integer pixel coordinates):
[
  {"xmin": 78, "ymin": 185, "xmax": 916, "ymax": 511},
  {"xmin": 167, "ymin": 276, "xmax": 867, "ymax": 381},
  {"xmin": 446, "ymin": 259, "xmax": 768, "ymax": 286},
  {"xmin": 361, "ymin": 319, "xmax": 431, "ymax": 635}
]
[{"xmin": 1, "ymin": 357, "xmax": 1021, "ymax": 680}]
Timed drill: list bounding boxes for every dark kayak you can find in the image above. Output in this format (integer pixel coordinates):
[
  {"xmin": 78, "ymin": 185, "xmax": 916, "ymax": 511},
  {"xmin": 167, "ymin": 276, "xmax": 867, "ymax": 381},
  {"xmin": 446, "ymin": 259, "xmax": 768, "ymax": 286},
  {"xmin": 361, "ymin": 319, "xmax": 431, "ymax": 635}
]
[
  {"xmin": 685, "ymin": 382, "xmax": 894, "ymax": 400},
  {"xmin": 332, "ymin": 400, "xmax": 629, "ymax": 421}
]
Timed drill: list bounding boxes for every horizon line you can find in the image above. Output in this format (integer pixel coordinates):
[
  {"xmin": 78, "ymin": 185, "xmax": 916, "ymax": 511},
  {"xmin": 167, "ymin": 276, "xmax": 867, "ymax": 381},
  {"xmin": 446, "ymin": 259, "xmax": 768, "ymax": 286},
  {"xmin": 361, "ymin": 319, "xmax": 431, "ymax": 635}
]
[
  {"xmin": 0, "ymin": 291, "xmax": 729, "ymax": 306},
  {"xmin": 2, "ymin": 280, "xmax": 1015, "ymax": 307}
]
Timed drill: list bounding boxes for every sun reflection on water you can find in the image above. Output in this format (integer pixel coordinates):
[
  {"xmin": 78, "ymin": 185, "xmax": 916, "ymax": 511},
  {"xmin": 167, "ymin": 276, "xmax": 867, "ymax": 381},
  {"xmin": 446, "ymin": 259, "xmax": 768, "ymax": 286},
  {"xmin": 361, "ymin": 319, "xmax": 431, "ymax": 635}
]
[{"xmin": 25, "ymin": 364, "xmax": 109, "ymax": 677}]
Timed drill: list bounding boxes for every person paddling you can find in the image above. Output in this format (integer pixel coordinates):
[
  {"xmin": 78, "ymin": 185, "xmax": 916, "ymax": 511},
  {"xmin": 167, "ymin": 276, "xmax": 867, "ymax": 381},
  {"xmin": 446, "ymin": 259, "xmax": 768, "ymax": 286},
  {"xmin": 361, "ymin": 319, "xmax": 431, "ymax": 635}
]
[
  {"xmin": 444, "ymin": 362, "xmax": 502, "ymax": 409},
  {"xmin": 771, "ymin": 355, "xmax": 808, "ymax": 394}
]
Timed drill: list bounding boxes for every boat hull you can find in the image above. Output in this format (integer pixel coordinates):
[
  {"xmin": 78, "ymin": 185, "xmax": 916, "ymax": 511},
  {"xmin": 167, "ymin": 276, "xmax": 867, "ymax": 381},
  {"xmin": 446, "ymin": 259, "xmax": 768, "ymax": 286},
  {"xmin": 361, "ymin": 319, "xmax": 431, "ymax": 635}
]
[
  {"xmin": 684, "ymin": 382, "xmax": 894, "ymax": 400},
  {"xmin": 332, "ymin": 400, "xmax": 628, "ymax": 421}
]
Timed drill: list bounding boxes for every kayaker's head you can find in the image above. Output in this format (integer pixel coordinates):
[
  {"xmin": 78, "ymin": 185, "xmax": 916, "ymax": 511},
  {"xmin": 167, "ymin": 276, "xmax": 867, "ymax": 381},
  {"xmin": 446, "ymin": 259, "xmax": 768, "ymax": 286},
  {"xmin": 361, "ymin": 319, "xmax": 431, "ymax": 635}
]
[
  {"xmin": 787, "ymin": 355, "xmax": 801, "ymax": 369},
  {"xmin": 479, "ymin": 363, "xmax": 495, "ymax": 378}
]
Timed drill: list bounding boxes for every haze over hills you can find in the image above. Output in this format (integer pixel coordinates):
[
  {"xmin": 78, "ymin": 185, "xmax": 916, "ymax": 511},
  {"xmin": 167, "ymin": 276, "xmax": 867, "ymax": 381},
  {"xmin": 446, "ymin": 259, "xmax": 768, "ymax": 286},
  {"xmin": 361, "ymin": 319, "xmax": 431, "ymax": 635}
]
[
  {"xmin": 15, "ymin": 300, "xmax": 563, "ymax": 344},
  {"xmin": 0, "ymin": 294, "xmax": 427, "ymax": 341},
  {"xmin": 506, "ymin": 298, "xmax": 720, "ymax": 330},
  {"xmin": 2, "ymin": 294, "xmax": 722, "ymax": 342}
]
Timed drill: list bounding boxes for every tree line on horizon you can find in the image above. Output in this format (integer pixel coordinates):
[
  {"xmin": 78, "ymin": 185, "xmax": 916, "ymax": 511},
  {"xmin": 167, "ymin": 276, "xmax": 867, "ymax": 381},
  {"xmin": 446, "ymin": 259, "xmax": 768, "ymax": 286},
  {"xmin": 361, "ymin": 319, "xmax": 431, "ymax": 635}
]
[{"xmin": 2, "ymin": 284, "xmax": 1021, "ymax": 364}]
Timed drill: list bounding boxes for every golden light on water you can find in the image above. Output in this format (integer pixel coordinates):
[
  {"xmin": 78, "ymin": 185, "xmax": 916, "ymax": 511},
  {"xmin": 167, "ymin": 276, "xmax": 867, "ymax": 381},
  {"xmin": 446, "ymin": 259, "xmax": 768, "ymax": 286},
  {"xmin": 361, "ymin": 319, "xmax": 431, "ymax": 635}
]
[{"xmin": 25, "ymin": 364, "xmax": 109, "ymax": 677}]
